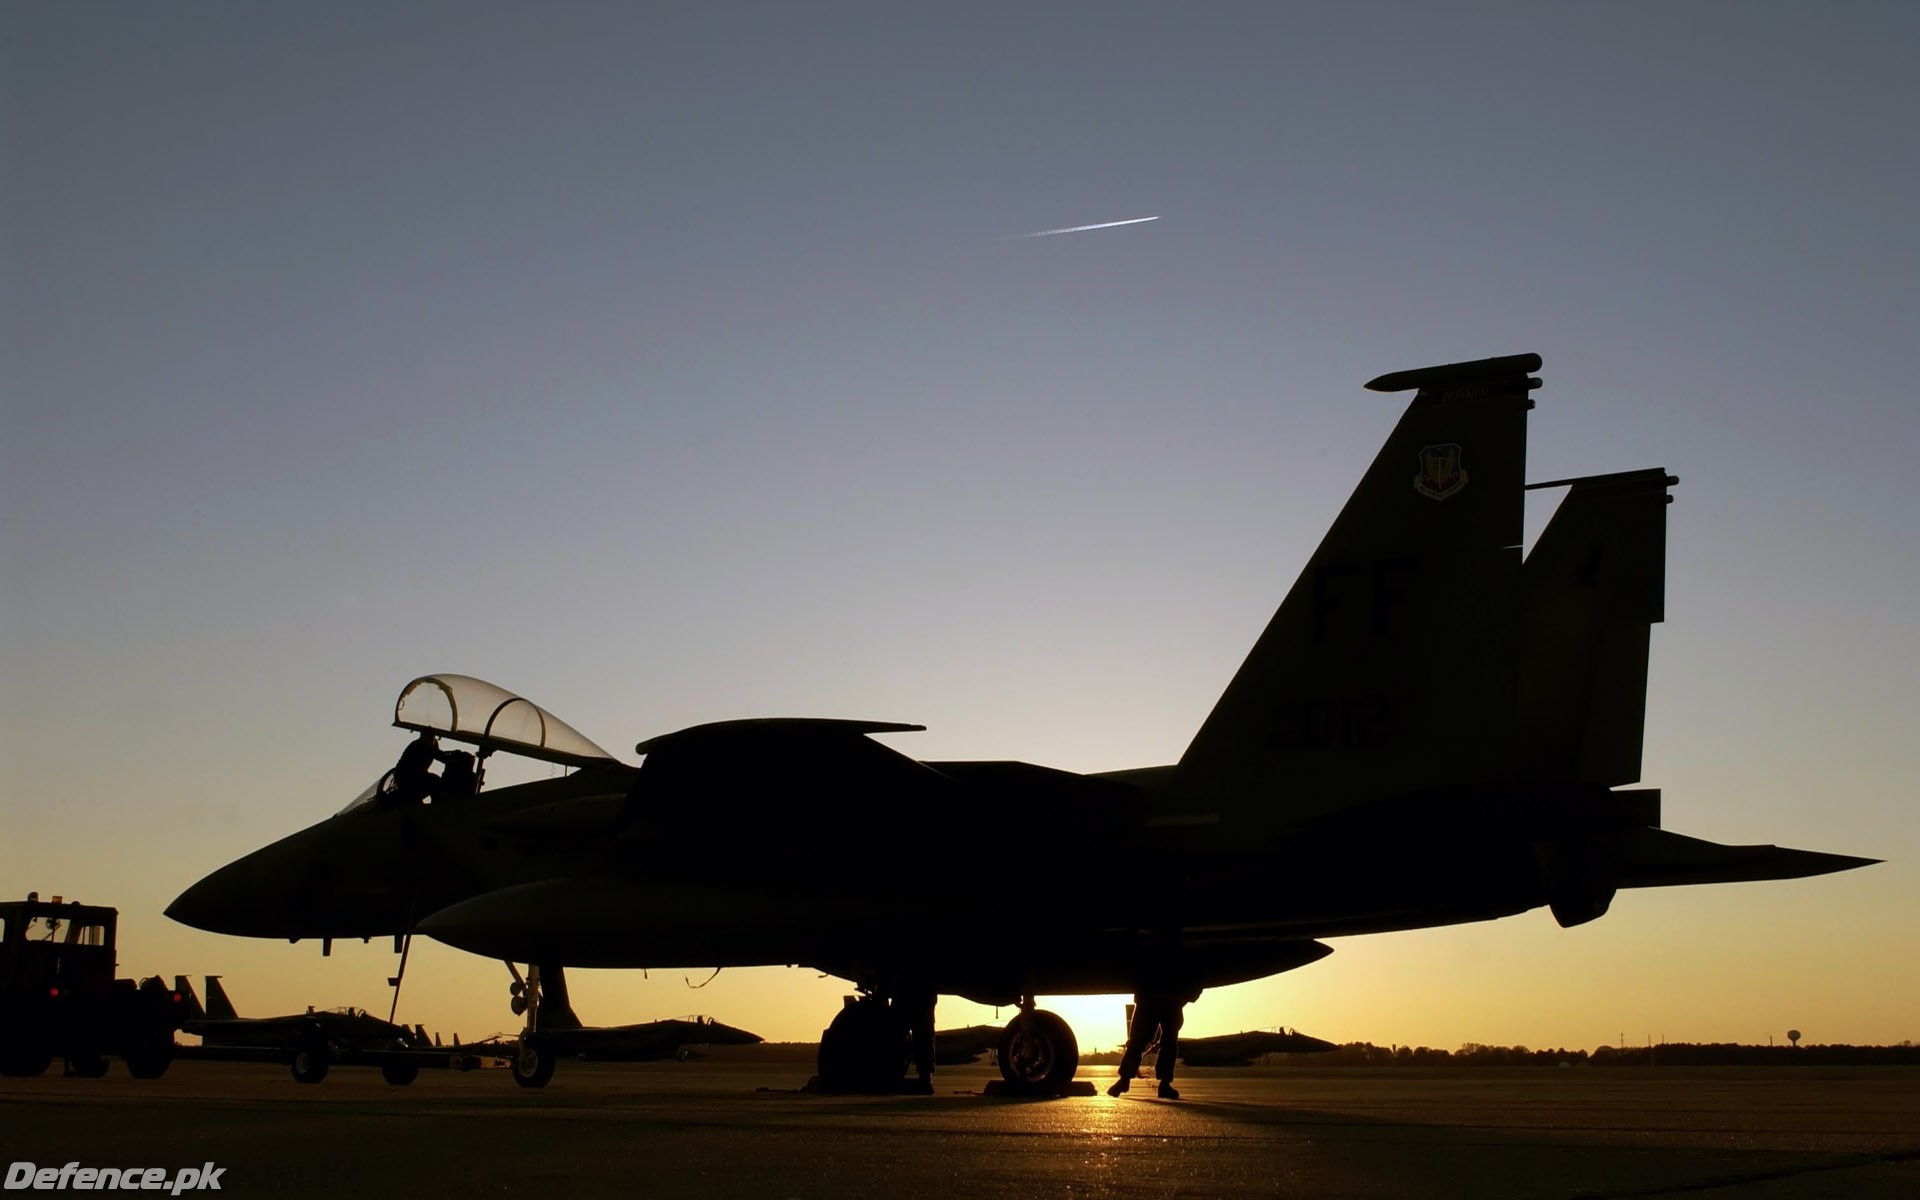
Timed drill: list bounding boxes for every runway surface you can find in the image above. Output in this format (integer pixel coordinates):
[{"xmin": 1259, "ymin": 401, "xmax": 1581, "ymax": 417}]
[{"xmin": 4, "ymin": 1061, "xmax": 1916, "ymax": 1198}]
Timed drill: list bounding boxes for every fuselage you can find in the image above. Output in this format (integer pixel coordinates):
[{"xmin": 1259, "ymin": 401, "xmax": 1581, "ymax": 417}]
[{"xmin": 168, "ymin": 758, "xmax": 1584, "ymax": 1005}]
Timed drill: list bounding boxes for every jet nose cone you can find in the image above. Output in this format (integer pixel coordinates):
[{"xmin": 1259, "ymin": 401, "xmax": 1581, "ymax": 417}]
[
  {"xmin": 166, "ymin": 865, "xmax": 246, "ymax": 934},
  {"xmin": 168, "ymin": 829, "xmax": 413, "ymax": 940}
]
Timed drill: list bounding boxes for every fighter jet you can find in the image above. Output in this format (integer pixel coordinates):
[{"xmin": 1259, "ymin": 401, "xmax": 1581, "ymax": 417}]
[
  {"xmin": 933, "ymin": 1024, "xmax": 1009, "ymax": 1066},
  {"xmin": 173, "ymin": 976, "xmax": 429, "ymax": 1083},
  {"xmin": 169, "ymin": 353, "xmax": 1876, "ymax": 1095},
  {"xmin": 495, "ymin": 963, "xmax": 759, "ymax": 1084},
  {"xmin": 1175, "ymin": 1028, "xmax": 1337, "ymax": 1066},
  {"xmin": 562, "ymin": 1016, "xmax": 761, "ymax": 1062}
]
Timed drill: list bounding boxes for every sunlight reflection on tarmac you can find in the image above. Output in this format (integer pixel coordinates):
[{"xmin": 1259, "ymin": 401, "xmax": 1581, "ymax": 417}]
[{"xmin": 4, "ymin": 1061, "xmax": 1917, "ymax": 1198}]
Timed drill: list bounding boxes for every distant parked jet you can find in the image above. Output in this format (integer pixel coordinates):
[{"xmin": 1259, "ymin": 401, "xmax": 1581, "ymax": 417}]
[
  {"xmin": 174, "ymin": 976, "xmax": 427, "ymax": 1083},
  {"xmin": 502, "ymin": 963, "xmax": 759, "ymax": 1083},
  {"xmin": 1176, "ymin": 1028, "xmax": 1337, "ymax": 1067},
  {"xmin": 932, "ymin": 1024, "xmax": 1007, "ymax": 1065}
]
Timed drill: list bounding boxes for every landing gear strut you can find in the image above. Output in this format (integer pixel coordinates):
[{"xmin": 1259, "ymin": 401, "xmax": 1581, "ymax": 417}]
[{"xmin": 507, "ymin": 962, "xmax": 558, "ymax": 1089}]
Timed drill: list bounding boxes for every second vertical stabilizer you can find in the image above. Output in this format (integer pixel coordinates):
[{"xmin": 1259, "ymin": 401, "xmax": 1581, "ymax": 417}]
[{"xmin": 1514, "ymin": 468, "xmax": 1677, "ymax": 787}]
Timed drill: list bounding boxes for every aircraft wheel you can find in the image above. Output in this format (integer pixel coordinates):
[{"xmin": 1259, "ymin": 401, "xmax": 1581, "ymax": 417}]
[
  {"xmin": 123, "ymin": 1031, "xmax": 173, "ymax": 1079},
  {"xmin": 290, "ymin": 1042, "xmax": 331, "ymax": 1084},
  {"xmin": 380, "ymin": 1060, "xmax": 421, "ymax": 1086},
  {"xmin": 512, "ymin": 1041, "xmax": 556, "ymax": 1089},
  {"xmin": 66, "ymin": 1054, "xmax": 111, "ymax": 1078},
  {"xmin": 816, "ymin": 997, "xmax": 907, "ymax": 1093},
  {"xmin": 997, "ymin": 1010, "xmax": 1078, "ymax": 1092},
  {"xmin": 1, "ymin": 1040, "xmax": 54, "ymax": 1078}
]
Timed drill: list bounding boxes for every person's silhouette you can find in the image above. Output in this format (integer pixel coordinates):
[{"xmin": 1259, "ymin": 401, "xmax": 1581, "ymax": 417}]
[
  {"xmin": 1109, "ymin": 986, "xmax": 1195, "ymax": 1100},
  {"xmin": 434, "ymin": 750, "xmax": 478, "ymax": 801},
  {"xmin": 387, "ymin": 731, "xmax": 444, "ymax": 806}
]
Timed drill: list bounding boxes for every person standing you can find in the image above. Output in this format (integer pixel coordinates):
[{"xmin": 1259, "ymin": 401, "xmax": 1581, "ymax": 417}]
[{"xmin": 1109, "ymin": 986, "xmax": 1194, "ymax": 1100}]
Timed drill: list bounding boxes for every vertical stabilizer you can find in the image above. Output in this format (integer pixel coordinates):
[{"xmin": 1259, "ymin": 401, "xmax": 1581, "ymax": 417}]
[
  {"xmin": 1514, "ymin": 468, "xmax": 1677, "ymax": 786},
  {"xmin": 1179, "ymin": 354, "xmax": 1540, "ymax": 821},
  {"xmin": 204, "ymin": 975, "xmax": 238, "ymax": 1021},
  {"xmin": 172, "ymin": 975, "xmax": 204, "ymax": 1022}
]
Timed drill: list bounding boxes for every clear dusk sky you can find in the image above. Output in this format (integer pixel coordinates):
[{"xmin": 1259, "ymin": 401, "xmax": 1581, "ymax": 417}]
[{"xmin": 4, "ymin": 2, "xmax": 1915, "ymax": 1052}]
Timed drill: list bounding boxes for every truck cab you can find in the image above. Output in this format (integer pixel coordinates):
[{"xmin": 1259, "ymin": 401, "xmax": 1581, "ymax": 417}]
[{"xmin": 1, "ymin": 894, "xmax": 181, "ymax": 1078}]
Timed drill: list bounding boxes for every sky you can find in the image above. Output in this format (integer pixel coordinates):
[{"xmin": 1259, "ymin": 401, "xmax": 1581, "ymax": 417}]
[{"xmin": 3, "ymin": 2, "xmax": 1915, "ymax": 1053}]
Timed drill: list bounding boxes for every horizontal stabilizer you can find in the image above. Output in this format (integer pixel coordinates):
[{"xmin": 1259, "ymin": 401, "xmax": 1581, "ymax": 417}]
[{"xmin": 1616, "ymin": 827, "xmax": 1879, "ymax": 889}]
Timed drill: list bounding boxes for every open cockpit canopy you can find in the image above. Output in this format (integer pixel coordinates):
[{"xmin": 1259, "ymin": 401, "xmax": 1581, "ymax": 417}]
[
  {"xmin": 337, "ymin": 675, "xmax": 619, "ymax": 817},
  {"xmin": 392, "ymin": 673, "xmax": 618, "ymax": 767}
]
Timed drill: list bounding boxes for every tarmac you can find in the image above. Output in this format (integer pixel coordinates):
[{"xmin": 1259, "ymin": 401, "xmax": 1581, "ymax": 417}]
[{"xmin": 3, "ymin": 1059, "xmax": 1916, "ymax": 1198}]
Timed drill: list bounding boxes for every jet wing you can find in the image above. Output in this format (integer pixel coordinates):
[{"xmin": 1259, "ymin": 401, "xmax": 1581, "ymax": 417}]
[{"xmin": 1615, "ymin": 827, "xmax": 1879, "ymax": 889}]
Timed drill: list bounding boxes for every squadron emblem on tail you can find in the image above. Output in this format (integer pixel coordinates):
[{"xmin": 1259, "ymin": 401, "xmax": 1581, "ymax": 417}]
[{"xmin": 1413, "ymin": 442, "xmax": 1468, "ymax": 500}]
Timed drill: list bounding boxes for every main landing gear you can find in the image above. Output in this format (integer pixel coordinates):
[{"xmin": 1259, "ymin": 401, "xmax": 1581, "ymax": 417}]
[
  {"xmin": 813, "ymin": 990, "xmax": 1085, "ymax": 1097},
  {"xmin": 815, "ymin": 994, "xmax": 908, "ymax": 1093}
]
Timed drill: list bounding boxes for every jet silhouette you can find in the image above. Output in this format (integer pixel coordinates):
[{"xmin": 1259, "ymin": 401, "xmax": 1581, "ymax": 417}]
[
  {"xmin": 494, "ymin": 961, "xmax": 760, "ymax": 1086},
  {"xmin": 174, "ymin": 976, "xmax": 430, "ymax": 1084},
  {"xmin": 169, "ymin": 353, "xmax": 1875, "ymax": 1096},
  {"xmin": 1175, "ymin": 1028, "xmax": 1338, "ymax": 1066}
]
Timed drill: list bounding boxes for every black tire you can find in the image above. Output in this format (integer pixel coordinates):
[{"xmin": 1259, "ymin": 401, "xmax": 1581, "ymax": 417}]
[
  {"xmin": 291, "ymin": 1042, "xmax": 331, "ymax": 1084},
  {"xmin": 816, "ymin": 998, "xmax": 907, "ymax": 1093},
  {"xmin": 997, "ymin": 1010, "xmax": 1079, "ymax": 1092},
  {"xmin": 511, "ymin": 1041, "xmax": 556, "ymax": 1089},
  {"xmin": 380, "ymin": 1060, "xmax": 421, "ymax": 1086},
  {"xmin": 67, "ymin": 1054, "xmax": 111, "ymax": 1079}
]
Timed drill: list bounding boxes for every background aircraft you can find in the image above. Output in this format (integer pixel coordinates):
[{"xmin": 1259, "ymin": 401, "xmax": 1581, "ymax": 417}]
[
  {"xmin": 932, "ymin": 1024, "xmax": 1004, "ymax": 1066},
  {"xmin": 561, "ymin": 1016, "xmax": 761, "ymax": 1062},
  {"xmin": 500, "ymin": 962, "xmax": 760, "ymax": 1085},
  {"xmin": 169, "ymin": 354, "xmax": 1875, "ymax": 1096},
  {"xmin": 1175, "ymin": 1028, "xmax": 1338, "ymax": 1067},
  {"xmin": 175, "ymin": 976, "xmax": 428, "ymax": 1083}
]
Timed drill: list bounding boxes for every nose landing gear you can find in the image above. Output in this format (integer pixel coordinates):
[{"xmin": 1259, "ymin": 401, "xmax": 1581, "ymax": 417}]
[
  {"xmin": 986, "ymin": 995, "xmax": 1087, "ymax": 1097},
  {"xmin": 506, "ymin": 961, "xmax": 558, "ymax": 1089}
]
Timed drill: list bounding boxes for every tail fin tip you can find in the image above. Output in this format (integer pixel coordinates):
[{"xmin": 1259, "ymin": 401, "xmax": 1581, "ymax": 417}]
[{"xmin": 1365, "ymin": 352, "xmax": 1543, "ymax": 395}]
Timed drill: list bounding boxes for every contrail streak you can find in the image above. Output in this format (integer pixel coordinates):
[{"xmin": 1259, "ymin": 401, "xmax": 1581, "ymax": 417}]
[{"xmin": 1008, "ymin": 215, "xmax": 1161, "ymax": 239}]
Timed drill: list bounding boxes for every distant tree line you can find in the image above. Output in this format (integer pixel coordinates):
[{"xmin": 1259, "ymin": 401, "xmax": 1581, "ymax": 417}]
[{"xmin": 1274, "ymin": 1041, "xmax": 1920, "ymax": 1067}]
